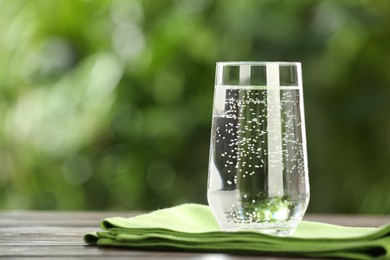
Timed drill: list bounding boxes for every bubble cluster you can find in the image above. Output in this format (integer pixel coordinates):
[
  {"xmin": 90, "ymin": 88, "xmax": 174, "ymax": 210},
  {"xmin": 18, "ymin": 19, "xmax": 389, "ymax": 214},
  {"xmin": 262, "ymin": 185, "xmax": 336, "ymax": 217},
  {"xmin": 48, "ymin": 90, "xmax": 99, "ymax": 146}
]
[{"xmin": 211, "ymin": 87, "xmax": 306, "ymax": 224}]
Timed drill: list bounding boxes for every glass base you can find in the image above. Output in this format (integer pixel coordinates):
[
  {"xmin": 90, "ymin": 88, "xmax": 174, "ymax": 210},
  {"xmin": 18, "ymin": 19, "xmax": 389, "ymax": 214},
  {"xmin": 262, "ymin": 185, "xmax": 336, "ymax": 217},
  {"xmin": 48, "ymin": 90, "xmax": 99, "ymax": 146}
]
[{"xmin": 220, "ymin": 223, "xmax": 297, "ymax": 236}]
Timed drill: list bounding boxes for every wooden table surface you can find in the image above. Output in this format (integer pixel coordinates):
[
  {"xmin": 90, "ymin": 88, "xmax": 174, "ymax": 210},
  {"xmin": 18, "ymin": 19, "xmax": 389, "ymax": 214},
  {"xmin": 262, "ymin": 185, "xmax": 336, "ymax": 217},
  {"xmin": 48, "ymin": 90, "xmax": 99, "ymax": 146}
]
[{"xmin": 1, "ymin": 211, "xmax": 389, "ymax": 259}]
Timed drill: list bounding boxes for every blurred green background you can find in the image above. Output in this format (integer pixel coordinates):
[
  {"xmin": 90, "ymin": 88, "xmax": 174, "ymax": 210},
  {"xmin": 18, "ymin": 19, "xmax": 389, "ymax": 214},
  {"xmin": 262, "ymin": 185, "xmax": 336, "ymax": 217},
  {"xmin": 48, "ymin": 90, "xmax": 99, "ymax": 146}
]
[{"xmin": 1, "ymin": 0, "xmax": 390, "ymax": 213}]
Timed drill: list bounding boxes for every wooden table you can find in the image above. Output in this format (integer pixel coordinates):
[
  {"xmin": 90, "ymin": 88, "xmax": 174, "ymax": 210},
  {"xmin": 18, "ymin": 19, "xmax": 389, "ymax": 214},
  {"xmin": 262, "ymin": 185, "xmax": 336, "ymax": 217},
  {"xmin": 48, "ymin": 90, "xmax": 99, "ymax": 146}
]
[{"xmin": 1, "ymin": 211, "xmax": 389, "ymax": 259}]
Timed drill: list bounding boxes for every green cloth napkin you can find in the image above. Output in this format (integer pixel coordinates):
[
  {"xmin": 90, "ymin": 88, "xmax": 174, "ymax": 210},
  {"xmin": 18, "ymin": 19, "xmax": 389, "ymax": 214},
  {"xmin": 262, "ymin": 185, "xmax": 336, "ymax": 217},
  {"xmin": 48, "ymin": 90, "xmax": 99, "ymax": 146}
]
[{"xmin": 84, "ymin": 204, "xmax": 390, "ymax": 259}]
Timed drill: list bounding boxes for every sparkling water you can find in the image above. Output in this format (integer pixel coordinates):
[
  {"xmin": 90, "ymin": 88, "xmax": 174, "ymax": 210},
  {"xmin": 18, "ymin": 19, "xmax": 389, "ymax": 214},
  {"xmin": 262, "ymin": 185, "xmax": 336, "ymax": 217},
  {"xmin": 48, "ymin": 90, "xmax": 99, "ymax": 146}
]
[{"xmin": 207, "ymin": 86, "xmax": 310, "ymax": 235}]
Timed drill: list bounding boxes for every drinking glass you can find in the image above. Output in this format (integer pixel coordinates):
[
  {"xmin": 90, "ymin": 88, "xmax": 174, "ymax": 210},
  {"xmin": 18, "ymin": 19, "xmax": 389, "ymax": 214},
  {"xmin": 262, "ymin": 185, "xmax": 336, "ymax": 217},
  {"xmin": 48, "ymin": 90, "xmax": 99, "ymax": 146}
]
[{"xmin": 207, "ymin": 62, "xmax": 310, "ymax": 236}]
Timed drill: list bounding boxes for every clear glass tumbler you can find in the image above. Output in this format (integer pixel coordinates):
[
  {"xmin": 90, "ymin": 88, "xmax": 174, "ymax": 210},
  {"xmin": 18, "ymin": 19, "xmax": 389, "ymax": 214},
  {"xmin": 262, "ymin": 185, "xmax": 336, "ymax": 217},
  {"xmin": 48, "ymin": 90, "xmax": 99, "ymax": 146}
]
[{"xmin": 207, "ymin": 62, "xmax": 310, "ymax": 236}]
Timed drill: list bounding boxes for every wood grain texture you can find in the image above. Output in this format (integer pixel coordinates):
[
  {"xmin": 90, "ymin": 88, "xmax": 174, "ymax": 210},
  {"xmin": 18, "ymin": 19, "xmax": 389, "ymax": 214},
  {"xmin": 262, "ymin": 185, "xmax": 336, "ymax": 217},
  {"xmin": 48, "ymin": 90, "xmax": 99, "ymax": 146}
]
[{"xmin": 0, "ymin": 211, "xmax": 389, "ymax": 259}]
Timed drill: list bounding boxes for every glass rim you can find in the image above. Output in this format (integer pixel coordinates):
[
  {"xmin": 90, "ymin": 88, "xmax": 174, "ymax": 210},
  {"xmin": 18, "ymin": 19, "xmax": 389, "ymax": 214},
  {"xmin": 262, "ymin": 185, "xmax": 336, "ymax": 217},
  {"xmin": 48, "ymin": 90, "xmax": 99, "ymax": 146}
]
[{"xmin": 216, "ymin": 61, "xmax": 301, "ymax": 66}]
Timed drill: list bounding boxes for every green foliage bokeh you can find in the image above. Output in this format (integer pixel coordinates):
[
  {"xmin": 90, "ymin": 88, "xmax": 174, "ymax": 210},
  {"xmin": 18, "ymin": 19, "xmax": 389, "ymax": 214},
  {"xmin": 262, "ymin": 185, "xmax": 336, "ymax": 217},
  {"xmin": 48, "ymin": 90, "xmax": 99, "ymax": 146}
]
[{"xmin": 1, "ymin": 0, "xmax": 390, "ymax": 213}]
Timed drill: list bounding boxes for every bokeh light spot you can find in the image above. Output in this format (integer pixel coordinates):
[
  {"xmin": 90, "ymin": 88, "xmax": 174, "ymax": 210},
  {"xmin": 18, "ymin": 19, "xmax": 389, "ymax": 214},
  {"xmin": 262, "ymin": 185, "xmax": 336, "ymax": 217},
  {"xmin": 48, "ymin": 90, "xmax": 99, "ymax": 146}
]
[
  {"xmin": 146, "ymin": 161, "xmax": 176, "ymax": 193},
  {"xmin": 62, "ymin": 154, "xmax": 92, "ymax": 185}
]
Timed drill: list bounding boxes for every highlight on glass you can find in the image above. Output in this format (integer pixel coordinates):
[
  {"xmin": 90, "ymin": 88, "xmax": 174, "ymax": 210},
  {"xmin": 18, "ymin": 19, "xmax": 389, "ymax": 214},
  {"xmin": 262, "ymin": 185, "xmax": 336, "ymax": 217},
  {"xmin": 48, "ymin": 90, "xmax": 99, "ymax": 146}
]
[{"xmin": 207, "ymin": 62, "xmax": 310, "ymax": 236}]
